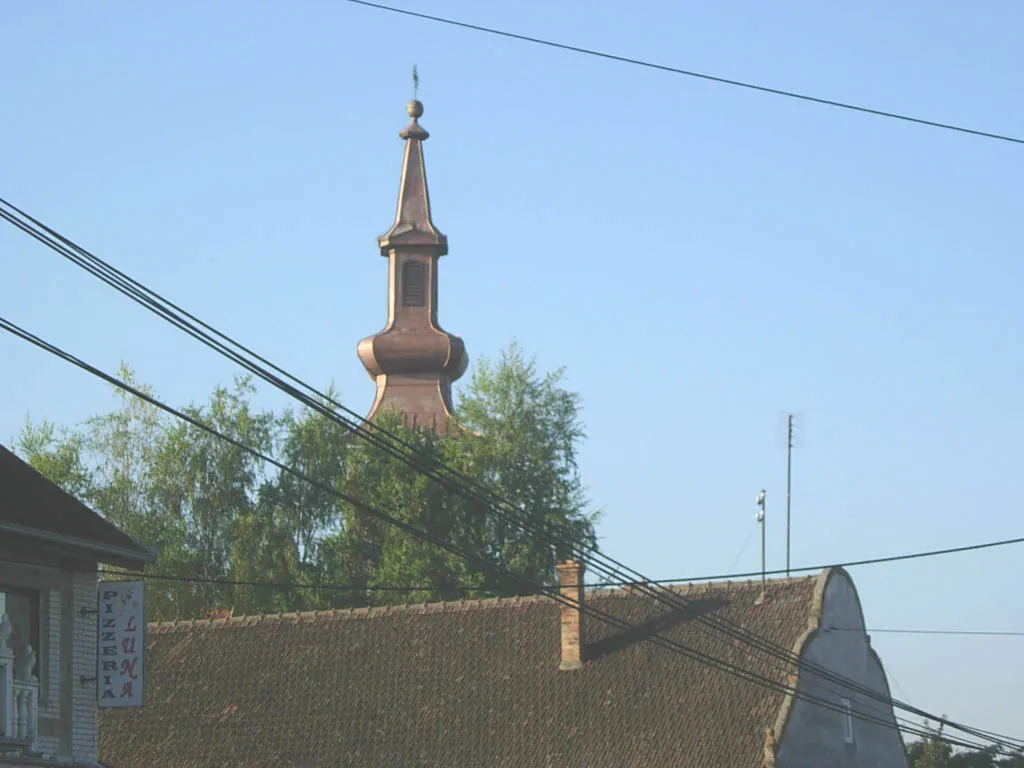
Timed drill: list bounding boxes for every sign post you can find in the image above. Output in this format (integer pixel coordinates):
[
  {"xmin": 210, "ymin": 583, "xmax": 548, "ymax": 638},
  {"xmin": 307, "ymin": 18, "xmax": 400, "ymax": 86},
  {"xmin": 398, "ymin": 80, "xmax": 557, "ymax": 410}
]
[{"xmin": 96, "ymin": 581, "xmax": 145, "ymax": 708}]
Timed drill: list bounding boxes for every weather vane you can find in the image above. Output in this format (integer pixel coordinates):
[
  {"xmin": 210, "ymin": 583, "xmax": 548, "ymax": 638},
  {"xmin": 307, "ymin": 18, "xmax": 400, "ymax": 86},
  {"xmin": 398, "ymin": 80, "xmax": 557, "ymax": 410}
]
[{"xmin": 412, "ymin": 65, "xmax": 419, "ymax": 100}]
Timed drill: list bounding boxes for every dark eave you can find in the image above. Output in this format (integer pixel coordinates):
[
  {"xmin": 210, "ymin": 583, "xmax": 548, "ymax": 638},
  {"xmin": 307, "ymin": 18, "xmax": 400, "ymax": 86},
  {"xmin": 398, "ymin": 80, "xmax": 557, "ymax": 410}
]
[{"xmin": 0, "ymin": 444, "xmax": 153, "ymax": 569}]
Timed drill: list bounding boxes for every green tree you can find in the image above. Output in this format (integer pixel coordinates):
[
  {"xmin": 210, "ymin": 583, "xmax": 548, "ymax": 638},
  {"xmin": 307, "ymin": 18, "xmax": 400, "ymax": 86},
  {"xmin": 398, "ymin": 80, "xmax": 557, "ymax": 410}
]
[
  {"xmin": 458, "ymin": 342, "xmax": 599, "ymax": 581},
  {"xmin": 272, "ymin": 388, "xmax": 350, "ymax": 574},
  {"xmin": 907, "ymin": 723, "xmax": 1024, "ymax": 768},
  {"xmin": 80, "ymin": 364, "xmax": 166, "ymax": 543},
  {"xmin": 241, "ymin": 390, "xmax": 351, "ymax": 613},
  {"xmin": 146, "ymin": 376, "xmax": 276, "ymax": 617},
  {"xmin": 328, "ymin": 410, "xmax": 488, "ymax": 605},
  {"xmin": 909, "ymin": 722, "xmax": 952, "ymax": 768},
  {"xmin": 16, "ymin": 417, "xmax": 93, "ymax": 500},
  {"xmin": 15, "ymin": 343, "xmax": 600, "ymax": 618},
  {"xmin": 328, "ymin": 343, "xmax": 600, "ymax": 603},
  {"xmin": 15, "ymin": 367, "xmax": 275, "ymax": 620}
]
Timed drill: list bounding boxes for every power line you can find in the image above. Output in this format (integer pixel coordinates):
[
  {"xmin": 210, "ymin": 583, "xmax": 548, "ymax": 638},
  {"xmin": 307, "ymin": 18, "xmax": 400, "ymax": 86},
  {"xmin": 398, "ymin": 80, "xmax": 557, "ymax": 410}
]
[
  {"xmin": 0, "ymin": 320, "xmax": 981, "ymax": 751},
  {"xmin": 2, "ymin": 193, "xmax": 1020, "ymax": 752},
  {"xmin": 2, "ymin": 202, "xmax": 1019, "ymax": 752},
  {"xmin": 726, "ymin": 526, "xmax": 756, "ymax": 573},
  {"xmin": 857, "ymin": 628, "xmax": 1024, "ymax": 638},
  {"xmin": 100, "ymin": 532, "xmax": 1024, "ymax": 593},
  {"xmin": 0, "ymin": 202, "xmax": 939, "ymax": 730},
  {"xmin": 40, "ymin": 557, "xmax": 1024, "ymax": 638},
  {"xmin": 0, "ymin": 200, "xmax": 900, "ymax": 696},
  {"xmin": 0, "ymin": 552, "xmax": 485, "ymax": 603},
  {"xmin": 344, "ymin": 0, "xmax": 1024, "ymax": 147},
  {"xmin": 102, "ymin": 569, "xmax": 437, "ymax": 594},
  {"xmin": 0, "ymin": 313, "xmax": 1002, "ymax": 759},
  {"xmin": 0, "ymin": 316, "xmax": 999, "ymax": 751},
  {"xmin": 588, "ymin": 534, "xmax": 1024, "ymax": 587},
  {"xmin": 10, "ymin": 44, "xmax": 1001, "ymax": 737},
  {"xmin": 4, "ymin": 532, "xmax": 1019, "ymax": 606},
  {"xmin": 885, "ymin": 666, "xmax": 916, "ymax": 720},
  {"xmin": 61, "ymin": 567, "xmax": 1024, "ymax": 637}
]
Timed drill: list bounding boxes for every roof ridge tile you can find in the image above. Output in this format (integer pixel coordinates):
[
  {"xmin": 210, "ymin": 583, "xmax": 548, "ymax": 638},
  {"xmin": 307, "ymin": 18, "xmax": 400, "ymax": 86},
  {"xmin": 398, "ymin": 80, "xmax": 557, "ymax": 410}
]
[{"xmin": 144, "ymin": 575, "xmax": 826, "ymax": 631}]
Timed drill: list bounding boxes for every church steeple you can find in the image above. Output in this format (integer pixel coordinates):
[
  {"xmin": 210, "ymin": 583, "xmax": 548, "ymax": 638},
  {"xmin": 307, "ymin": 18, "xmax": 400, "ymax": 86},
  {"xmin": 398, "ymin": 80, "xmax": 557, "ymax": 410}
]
[{"xmin": 356, "ymin": 98, "xmax": 468, "ymax": 434}]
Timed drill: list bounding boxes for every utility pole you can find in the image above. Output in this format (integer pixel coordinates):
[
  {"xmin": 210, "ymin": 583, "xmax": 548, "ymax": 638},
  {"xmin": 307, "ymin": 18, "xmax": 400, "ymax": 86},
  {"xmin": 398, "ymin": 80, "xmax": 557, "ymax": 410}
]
[
  {"xmin": 756, "ymin": 490, "xmax": 767, "ymax": 603},
  {"xmin": 785, "ymin": 414, "xmax": 793, "ymax": 578}
]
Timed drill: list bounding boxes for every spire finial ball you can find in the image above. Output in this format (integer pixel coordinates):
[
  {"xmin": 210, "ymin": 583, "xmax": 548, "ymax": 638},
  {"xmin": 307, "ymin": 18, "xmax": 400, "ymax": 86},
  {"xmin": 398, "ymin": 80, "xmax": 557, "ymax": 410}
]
[{"xmin": 407, "ymin": 100, "xmax": 424, "ymax": 119}]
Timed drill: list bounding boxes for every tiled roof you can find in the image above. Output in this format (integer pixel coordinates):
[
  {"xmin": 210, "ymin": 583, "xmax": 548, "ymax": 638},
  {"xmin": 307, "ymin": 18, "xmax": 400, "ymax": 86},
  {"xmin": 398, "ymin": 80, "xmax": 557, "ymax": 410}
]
[
  {"xmin": 100, "ymin": 574, "xmax": 822, "ymax": 767},
  {"xmin": 0, "ymin": 444, "xmax": 151, "ymax": 567}
]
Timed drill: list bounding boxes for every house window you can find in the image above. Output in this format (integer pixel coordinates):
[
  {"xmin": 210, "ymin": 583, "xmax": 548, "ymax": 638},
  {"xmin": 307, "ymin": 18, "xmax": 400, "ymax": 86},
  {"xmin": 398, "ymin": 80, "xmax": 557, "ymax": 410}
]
[
  {"xmin": 401, "ymin": 261, "xmax": 426, "ymax": 307},
  {"xmin": 0, "ymin": 587, "xmax": 40, "ymax": 678},
  {"xmin": 841, "ymin": 698, "xmax": 854, "ymax": 744}
]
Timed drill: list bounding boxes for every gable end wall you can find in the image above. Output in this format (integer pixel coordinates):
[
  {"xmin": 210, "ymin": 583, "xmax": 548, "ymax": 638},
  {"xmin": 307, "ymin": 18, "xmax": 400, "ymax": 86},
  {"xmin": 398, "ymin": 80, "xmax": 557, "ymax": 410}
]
[{"xmin": 773, "ymin": 569, "xmax": 908, "ymax": 768}]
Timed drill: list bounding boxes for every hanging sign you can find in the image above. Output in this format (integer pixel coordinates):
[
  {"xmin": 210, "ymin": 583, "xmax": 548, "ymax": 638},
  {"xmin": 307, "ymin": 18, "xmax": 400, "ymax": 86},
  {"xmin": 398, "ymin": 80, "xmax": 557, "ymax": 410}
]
[{"xmin": 96, "ymin": 581, "xmax": 145, "ymax": 708}]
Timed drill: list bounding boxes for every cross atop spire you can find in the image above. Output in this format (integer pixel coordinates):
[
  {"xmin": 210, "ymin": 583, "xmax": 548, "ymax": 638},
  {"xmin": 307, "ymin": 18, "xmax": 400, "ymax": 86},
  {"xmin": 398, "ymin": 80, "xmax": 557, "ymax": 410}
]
[{"xmin": 412, "ymin": 65, "xmax": 419, "ymax": 101}]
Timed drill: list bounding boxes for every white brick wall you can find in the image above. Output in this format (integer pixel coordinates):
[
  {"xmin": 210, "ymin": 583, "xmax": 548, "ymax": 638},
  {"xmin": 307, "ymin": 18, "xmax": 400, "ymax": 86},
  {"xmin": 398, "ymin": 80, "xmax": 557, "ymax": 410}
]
[
  {"xmin": 71, "ymin": 569, "xmax": 99, "ymax": 765},
  {"xmin": 12, "ymin": 564, "xmax": 100, "ymax": 765},
  {"xmin": 30, "ymin": 583, "xmax": 61, "ymax": 761}
]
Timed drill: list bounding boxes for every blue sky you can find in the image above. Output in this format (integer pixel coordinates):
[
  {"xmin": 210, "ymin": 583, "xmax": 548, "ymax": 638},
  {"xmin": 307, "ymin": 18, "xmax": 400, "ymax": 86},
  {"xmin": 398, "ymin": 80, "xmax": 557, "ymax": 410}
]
[{"xmin": 3, "ymin": 0, "xmax": 1022, "ymax": 744}]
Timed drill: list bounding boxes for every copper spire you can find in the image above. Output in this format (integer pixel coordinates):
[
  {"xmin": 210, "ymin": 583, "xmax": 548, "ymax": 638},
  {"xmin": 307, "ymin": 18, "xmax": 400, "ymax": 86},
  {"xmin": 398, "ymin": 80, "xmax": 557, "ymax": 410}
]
[
  {"xmin": 356, "ymin": 97, "xmax": 467, "ymax": 434},
  {"xmin": 377, "ymin": 99, "xmax": 448, "ymax": 255}
]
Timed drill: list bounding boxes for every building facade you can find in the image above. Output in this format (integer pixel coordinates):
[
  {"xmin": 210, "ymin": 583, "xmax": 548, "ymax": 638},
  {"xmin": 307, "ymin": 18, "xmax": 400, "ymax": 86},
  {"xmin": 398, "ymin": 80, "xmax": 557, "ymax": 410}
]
[{"xmin": 0, "ymin": 446, "xmax": 151, "ymax": 767}]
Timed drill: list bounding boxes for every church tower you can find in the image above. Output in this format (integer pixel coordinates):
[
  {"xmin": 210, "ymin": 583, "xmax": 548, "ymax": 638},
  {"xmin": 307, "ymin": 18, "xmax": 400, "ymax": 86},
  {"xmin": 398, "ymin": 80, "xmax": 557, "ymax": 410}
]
[{"xmin": 357, "ymin": 99, "xmax": 468, "ymax": 433}]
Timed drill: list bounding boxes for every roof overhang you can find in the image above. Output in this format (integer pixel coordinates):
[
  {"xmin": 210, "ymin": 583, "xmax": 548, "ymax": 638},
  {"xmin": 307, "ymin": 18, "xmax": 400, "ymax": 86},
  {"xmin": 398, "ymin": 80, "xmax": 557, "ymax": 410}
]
[{"xmin": 0, "ymin": 520, "xmax": 155, "ymax": 570}]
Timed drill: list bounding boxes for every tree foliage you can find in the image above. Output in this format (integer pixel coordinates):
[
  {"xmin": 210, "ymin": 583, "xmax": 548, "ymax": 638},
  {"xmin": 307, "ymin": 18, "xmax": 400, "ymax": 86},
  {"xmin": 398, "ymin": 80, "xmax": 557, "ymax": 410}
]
[
  {"xmin": 906, "ymin": 722, "xmax": 1024, "ymax": 768},
  {"xmin": 15, "ymin": 344, "xmax": 599, "ymax": 620}
]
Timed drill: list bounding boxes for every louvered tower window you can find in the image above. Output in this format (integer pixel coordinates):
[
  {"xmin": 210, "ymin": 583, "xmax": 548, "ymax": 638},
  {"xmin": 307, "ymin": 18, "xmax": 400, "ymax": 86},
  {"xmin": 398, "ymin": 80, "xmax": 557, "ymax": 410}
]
[{"xmin": 402, "ymin": 261, "xmax": 426, "ymax": 307}]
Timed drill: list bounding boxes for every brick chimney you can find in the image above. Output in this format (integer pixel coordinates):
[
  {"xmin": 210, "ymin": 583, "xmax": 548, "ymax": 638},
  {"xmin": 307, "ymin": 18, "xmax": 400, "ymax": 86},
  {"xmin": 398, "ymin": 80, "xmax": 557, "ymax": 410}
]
[{"xmin": 555, "ymin": 559, "xmax": 584, "ymax": 670}]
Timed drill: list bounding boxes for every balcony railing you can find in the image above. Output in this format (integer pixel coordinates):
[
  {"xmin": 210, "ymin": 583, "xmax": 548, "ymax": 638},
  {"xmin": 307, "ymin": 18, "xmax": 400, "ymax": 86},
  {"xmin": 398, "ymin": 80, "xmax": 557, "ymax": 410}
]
[
  {"xmin": 0, "ymin": 614, "xmax": 38, "ymax": 747},
  {"xmin": 7, "ymin": 678, "xmax": 38, "ymax": 743}
]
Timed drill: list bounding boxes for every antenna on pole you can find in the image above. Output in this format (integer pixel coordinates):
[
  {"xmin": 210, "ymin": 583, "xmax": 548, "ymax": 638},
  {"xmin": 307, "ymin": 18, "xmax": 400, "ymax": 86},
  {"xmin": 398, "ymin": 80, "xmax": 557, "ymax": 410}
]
[
  {"xmin": 756, "ymin": 490, "xmax": 767, "ymax": 603},
  {"xmin": 785, "ymin": 414, "xmax": 794, "ymax": 578}
]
